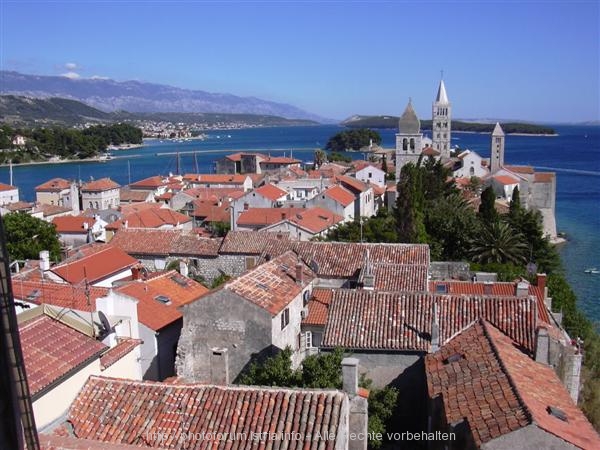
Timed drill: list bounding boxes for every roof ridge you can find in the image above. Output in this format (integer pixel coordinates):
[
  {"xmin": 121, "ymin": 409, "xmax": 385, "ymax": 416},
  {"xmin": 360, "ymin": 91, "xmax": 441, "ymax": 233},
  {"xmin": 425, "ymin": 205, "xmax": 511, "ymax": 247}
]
[{"xmin": 480, "ymin": 320, "xmax": 534, "ymax": 425}]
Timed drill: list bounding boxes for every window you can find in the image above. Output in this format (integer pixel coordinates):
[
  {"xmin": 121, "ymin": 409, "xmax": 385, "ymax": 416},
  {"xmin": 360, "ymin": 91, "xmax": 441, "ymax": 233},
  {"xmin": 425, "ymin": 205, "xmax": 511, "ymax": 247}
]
[
  {"xmin": 305, "ymin": 331, "xmax": 313, "ymax": 348},
  {"xmin": 410, "ymin": 138, "xmax": 415, "ymax": 150},
  {"xmin": 281, "ymin": 307, "xmax": 290, "ymax": 330},
  {"xmin": 402, "ymin": 138, "xmax": 408, "ymax": 151},
  {"xmin": 368, "ymin": 172, "xmax": 372, "ymax": 178},
  {"xmin": 470, "ymin": 167, "xmax": 475, "ymax": 176}
]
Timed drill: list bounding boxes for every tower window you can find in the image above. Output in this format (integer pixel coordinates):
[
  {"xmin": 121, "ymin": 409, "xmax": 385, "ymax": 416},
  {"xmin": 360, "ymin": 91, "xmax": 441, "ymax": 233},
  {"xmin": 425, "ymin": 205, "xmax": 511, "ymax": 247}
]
[
  {"xmin": 403, "ymin": 138, "xmax": 408, "ymax": 151},
  {"xmin": 410, "ymin": 138, "xmax": 415, "ymax": 150}
]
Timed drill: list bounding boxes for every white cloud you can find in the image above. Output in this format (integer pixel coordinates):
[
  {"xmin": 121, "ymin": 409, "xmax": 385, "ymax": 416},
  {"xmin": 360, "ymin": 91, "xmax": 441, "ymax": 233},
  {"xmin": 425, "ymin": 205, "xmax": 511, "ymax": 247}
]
[
  {"xmin": 61, "ymin": 71, "xmax": 81, "ymax": 79},
  {"xmin": 65, "ymin": 62, "xmax": 78, "ymax": 70},
  {"xmin": 90, "ymin": 75, "xmax": 109, "ymax": 80}
]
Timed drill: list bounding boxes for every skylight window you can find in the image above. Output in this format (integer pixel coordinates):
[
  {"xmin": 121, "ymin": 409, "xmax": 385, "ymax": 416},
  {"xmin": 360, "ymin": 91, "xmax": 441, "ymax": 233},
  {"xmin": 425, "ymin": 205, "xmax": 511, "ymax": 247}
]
[
  {"xmin": 443, "ymin": 353, "xmax": 463, "ymax": 364},
  {"xmin": 547, "ymin": 406, "xmax": 568, "ymax": 422},
  {"xmin": 435, "ymin": 284, "xmax": 448, "ymax": 294},
  {"xmin": 155, "ymin": 295, "xmax": 172, "ymax": 305},
  {"xmin": 170, "ymin": 275, "xmax": 189, "ymax": 288}
]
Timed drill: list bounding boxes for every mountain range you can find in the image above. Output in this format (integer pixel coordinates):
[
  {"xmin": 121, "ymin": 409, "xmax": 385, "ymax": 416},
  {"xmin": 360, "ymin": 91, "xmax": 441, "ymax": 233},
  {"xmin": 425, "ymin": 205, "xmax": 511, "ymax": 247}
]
[{"xmin": 0, "ymin": 71, "xmax": 331, "ymax": 123}]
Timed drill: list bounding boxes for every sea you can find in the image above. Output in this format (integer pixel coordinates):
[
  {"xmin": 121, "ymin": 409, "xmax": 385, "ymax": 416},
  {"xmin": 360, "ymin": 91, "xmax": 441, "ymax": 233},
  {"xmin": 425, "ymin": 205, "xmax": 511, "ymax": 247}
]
[{"xmin": 1, "ymin": 124, "xmax": 599, "ymax": 323}]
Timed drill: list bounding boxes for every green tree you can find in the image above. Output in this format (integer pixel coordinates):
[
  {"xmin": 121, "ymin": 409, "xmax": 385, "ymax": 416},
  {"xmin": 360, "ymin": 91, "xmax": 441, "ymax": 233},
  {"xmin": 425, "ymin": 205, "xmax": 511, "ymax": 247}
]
[
  {"xmin": 395, "ymin": 163, "xmax": 426, "ymax": 243},
  {"xmin": 300, "ymin": 347, "xmax": 343, "ymax": 388},
  {"xmin": 3, "ymin": 212, "xmax": 61, "ymax": 262},
  {"xmin": 237, "ymin": 347, "xmax": 300, "ymax": 387},
  {"xmin": 509, "ymin": 186, "xmax": 521, "ymax": 217},
  {"xmin": 467, "ymin": 221, "xmax": 528, "ymax": 265},
  {"xmin": 324, "ymin": 208, "xmax": 397, "ymax": 243},
  {"xmin": 478, "ymin": 186, "xmax": 498, "ymax": 224},
  {"xmin": 314, "ymin": 148, "xmax": 327, "ymax": 167},
  {"xmin": 326, "ymin": 129, "xmax": 382, "ymax": 152}
]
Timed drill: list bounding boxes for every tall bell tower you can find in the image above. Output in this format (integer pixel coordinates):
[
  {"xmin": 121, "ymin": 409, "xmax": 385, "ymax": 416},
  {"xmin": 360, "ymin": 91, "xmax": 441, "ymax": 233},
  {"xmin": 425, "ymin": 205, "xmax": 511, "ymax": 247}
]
[{"xmin": 432, "ymin": 77, "xmax": 451, "ymax": 158}]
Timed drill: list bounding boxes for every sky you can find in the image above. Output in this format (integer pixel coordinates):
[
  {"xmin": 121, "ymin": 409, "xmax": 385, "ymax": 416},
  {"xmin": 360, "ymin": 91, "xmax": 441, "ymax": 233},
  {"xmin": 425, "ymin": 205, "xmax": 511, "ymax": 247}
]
[{"xmin": 1, "ymin": 1, "xmax": 599, "ymax": 122}]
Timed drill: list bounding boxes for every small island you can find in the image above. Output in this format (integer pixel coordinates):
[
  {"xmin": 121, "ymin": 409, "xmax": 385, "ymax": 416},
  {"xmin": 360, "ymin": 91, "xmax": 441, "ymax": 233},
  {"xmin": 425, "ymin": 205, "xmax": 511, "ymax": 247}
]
[{"xmin": 341, "ymin": 115, "xmax": 556, "ymax": 135}]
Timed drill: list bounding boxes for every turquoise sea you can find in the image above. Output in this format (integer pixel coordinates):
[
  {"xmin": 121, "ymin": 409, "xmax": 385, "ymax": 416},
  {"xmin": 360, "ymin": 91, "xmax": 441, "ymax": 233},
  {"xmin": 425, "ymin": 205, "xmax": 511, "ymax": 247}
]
[{"xmin": 1, "ymin": 124, "xmax": 599, "ymax": 323}]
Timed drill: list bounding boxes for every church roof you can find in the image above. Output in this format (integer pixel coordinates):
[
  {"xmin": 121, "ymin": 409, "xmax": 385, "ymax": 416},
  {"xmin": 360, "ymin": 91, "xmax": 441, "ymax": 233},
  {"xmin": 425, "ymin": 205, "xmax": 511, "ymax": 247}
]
[
  {"xmin": 398, "ymin": 99, "xmax": 421, "ymax": 134},
  {"xmin": 435, "ymin": 79, "xmax": 449, "ymax": 104},
  {"xmin": 492, "ymin": 122, "xmax": 505, "ymax": 136}
]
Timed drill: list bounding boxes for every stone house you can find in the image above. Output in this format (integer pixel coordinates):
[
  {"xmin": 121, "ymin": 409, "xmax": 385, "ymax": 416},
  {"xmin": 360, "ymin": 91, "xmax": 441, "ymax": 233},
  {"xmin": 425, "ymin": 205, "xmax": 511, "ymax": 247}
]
[
  {"xmin": 177, "ymin": 251, "xmax": 315, "ymax": 382},
  {"xmin": 307, "ymin": 184, "xmax": 355, "ymax": 222},
  {"xmin": 0, "ymin": 182, "xmax": 19, "ymax": 206},
  {"xmin": 52, "ymin": 214, "xmax": 108, "ymax": 247},
  {"xmin": 230, "ymin": 183, "xmax": 288, "ymax": 230},
  {"xmin": 452, "ymin": 149, "xmax": 489, "ymax": 178},
  {"xmin": 80, "ymin": 177, "xmax": 120, "ymax": 210},
  {"xmin": 355, "ymin": 163, "xmax": 386, "ymax": 187},
  {"xmin": 183, "ymin": 173, "xmax": 253, "ymax": 192},
  {"xmin": 35, "ymin": 177, "xmax": 79, "ymax": 213},
  {"xmin": 335, "ymin": 175, "xmax": 376, "ymax": 218},
  {"xmin": 276, "ymin": 177, "xmax": 329, "ymax": 201},
  {"xmin": 261, "ymin": 207, "xmax": 344, "ymax": 241},
  {"xmin": 216, "ymin": 151, "xmax": 301, "ymax": 174}
]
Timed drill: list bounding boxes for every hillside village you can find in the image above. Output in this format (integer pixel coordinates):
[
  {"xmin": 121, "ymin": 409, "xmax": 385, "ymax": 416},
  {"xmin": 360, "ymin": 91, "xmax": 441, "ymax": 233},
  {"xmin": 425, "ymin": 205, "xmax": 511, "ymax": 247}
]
[{"xmin": 1, "ymin": 82, "xmax": 596, "ymax": 450}]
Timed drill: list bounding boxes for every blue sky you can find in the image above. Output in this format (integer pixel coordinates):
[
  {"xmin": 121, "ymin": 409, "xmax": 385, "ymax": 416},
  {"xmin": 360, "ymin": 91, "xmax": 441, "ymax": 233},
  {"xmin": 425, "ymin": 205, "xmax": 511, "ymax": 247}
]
[{"xmin": 1, "ymin": 1, "xmax": 598, "ymax": 122}]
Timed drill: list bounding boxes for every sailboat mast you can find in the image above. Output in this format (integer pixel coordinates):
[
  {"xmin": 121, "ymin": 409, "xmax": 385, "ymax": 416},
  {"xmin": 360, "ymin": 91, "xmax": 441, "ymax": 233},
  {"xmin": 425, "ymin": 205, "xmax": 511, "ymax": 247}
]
[
  {"xmin": 176, "ymin": 151, "xmax": 180, "ymax": 175},
  {"xmin": 194, "ymin": 152, "xmax": 199, "ymax": 173},
  {"xmin": 9, "ymin": 160, "xmax": 13, "ymax": 186},
  {"xmin": 127, "ymin": 160, "xmax": 131, "ymax": 185}
]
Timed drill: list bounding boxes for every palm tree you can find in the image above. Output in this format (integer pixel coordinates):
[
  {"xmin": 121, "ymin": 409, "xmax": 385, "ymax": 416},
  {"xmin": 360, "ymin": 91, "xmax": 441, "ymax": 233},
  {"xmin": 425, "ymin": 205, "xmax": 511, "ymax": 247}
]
[{"xmin": 468, "ymin": 221, "xmax": 528, "ymax": 265}]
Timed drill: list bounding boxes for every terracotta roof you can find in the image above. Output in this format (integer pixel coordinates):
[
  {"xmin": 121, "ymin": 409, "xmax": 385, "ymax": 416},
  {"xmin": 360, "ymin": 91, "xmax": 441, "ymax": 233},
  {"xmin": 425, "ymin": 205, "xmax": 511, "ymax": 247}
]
[
  {"xmin": 106, "ymin": 207, "xmax": 191, "ymax": 230},
  {"xmin": 20, "ymin": 314, "xmax": 107, "ymax": 397},
  {"xmin": 373, "ymin": 263, "xmax": 429, "ymax": 291},
  {"xmin": 39, "ymin": 434, "xmax": 160, "ymax": 450},
  {"xmin": 129, "ymin": 175, "xmax": 167, "ymax": 189},
  {"xmin": 303, "ymin": 288, "xmax": 333, "ymax": 326},
  {"xmin": 185, "ymin": 174, "xmax": 249, "ymax": 184},
  {"xmin": 110, "ymin": 228, "xmax": 222, "ymax": 257},
  {"xmin": 192, "ymin": 198, "xmax": 231, "ymax": 223},
  {"xmin": 119, "ymin": 187, "xmax": 152, "ymax": 202},
  {"xmin": 237, "ymin": 207, "xmax": 295, "ymax": 227},
  {"xmin": 286, "ymin": 207, "xmax": 344, "ymax": 233},
  {"xmin": 219, "ymin": 230, "xmax": 291, "ymax": 254},
  {"xmin": 429, "ymin": 280, "xmax": 550, "ymax": 324},
  {"xmin": 184, "ymin": 186, "xmax": 243, "ymax": 200},
  {"xmin": 426, "ymin": 320, "xmax": 600, "ymax": 449},
  {"xmin": 118, "ymin": 202, "xmax": 158, "ymax": 215},
  {"xmin": 372, "ymin": 184, "xmax": 386, "ymax": 196},
  {"xmin": 52, "ymin": 215, "xmax": 95, "ymax": 234},
  {"xmin": 12, "ymin": 279, "xmax": 109, "ymax": 312},
  {"xmin": 422, "ymin": 146, "xmax": 441, "ymax": 157},
  {"xmin": 224, "ymin": 151, "xmax": 267, "ymax": 161},
  {"xmin": 505, "ymin": 165, "xmax": 535, "ymax": 175},
  {"xmin": 4, "ymin": 200, "xmax": 34, "ymax": 211},
  {"xmin": 51, "ymin": 246, "xmax": 138, "ymax": 285},
  {"xmin": 322, "ymin": 291, "xmax": 537, "ymax": 351},
  {"xmin": 116, "ymin": 271, "xmax": 208, "ymax": 330},
  {"xmin": 535, "ymin": 172, "xmax": 555, "ymax": 182},
  {"xmin": 81, "ymin": 177, "xmax": 120, "ymax": 192},
  {"xmin": 99, "ymin": 338, "xmax": 142, "ymax": 369},
  {"xmin": 225, "ymin": 251, "xmax": 315, "ymax": 315},
  {"xmin": 0, "ymin": 182, "xmax": 17, "ymax": 191},
  {"xmin": 32, "ymin": 203, "xmax": 72, "ymax": 217},
  {"xmin": 262, "ymin": 155, "xmax": 301, "ymax": 165},
  {"xmin": 335, "ymin": 174, "xmax": 369, "ymax": 193},
  {"xmin": 66, "ymin": 376, "xmax": 347, "ymax": 448},
  {"xmin": 324, "ymin": 184, "xmax": 355, "ymax": 206},
  {"xmin": 493, "ymin": 174, "xmax": 520, "ymax": 185},
  {"xmin": 35, "ymin": 178, "xmax": 71, "ymax": 192},
  {"xmin": 254, "ymin": 183, "xmax": 288, "ymax": 201}
]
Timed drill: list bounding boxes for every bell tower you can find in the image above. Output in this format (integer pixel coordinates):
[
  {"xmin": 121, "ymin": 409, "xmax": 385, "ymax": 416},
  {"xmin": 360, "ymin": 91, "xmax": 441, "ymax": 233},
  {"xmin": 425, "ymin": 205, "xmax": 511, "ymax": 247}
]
[
  {"xmin": 432, "ymin": 76, "xmax": 451, "ymax": 158},
  {"xmin": 490, "ymin": 122, "xmax": 505, "ymax": 173}
]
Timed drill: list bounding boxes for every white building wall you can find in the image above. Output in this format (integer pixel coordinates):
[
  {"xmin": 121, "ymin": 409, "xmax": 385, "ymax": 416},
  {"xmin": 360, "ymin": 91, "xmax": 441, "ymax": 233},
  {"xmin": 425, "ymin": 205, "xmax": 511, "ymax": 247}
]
[
  {"xmin": 0, "ymin": 187, "xmax": 19, "ymax": 206},
  {"xmin": 93, "ymin": 268, "xmax": 133, "ymax": 288},
  {"xmin": 453, "ymin": 151, "xmax": 489, "ymax": 178},
  {"xmin": 81, "ymin": 188, "xmax": 120, "ymax": 210},
  {"xmin": 307, "ymin": 194, "xmax": 354, "ymax": 222},
  {"xmin": 356, "ymin": 166, "xmax": 385, "ymax": 187}
]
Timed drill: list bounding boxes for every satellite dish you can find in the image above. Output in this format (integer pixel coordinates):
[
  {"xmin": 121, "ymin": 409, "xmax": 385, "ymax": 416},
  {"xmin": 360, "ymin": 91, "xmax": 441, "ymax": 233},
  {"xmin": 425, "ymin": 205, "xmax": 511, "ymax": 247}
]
[{"xmin": 97, "ymin": 310, "xmax": 112, "ymax": 336}]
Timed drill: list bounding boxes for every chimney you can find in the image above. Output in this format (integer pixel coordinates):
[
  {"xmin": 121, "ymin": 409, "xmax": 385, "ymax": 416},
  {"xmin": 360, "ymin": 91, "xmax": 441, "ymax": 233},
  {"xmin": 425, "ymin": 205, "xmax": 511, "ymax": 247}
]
[
  {"xmin": 124, "ymin": 220, "xmax": 128, "ymax": 229},
  {"xmin": 179, "ymin": 260, "xmax": 189, "ymax": 278},
  {"xmin": 131, "ymin": 266, "xmax": 141, "ymax": 280},
  {"xmin": 535, "ymin": 326, "xmax": 550, "ymax": 364},
  {"xmin": 83, "ymin": 221, "xmax": 89, "ymax": 230},
  {"xmin": 210, "ymin": 347, "xmax": 229, "ymax": 385},
  {"xmin": 295, "ymin": 260, "xmax": 303, "ymax": 286},
  {"xmin": 342, "ymin": 358, "xmax": 368, "ymax": 450},
  {"xmin": 537, "ymin": 273, "xmax": 547, "ymax": 296},
  {"xmin": 431, "ymin": 302, "xmax": 440, "ymax": 352},
  {"xmin": 516, "ymin": 280, "xmax": 529, "ymax": 297},
  {"xmin": 360, "ymin": 250, "xmax": 374, "ymax": 290},
  {"xmin": 39, "ymin": 250, "xmax": 50, "ymax": 271}
]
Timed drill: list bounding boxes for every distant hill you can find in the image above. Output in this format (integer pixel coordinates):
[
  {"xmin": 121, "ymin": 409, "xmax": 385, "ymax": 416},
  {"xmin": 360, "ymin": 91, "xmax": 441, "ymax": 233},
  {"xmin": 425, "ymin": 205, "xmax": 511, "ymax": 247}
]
[
  {"xmin": 341, "ymin": 115, "xmax": 556, "ymax": 135},
  {"xmin": 0, "ymin": 95, "xmax": 318, "ymax": 127},
  {"xmin": 0, "ymin": 71, "xmax": 332, "ymax": 123}
]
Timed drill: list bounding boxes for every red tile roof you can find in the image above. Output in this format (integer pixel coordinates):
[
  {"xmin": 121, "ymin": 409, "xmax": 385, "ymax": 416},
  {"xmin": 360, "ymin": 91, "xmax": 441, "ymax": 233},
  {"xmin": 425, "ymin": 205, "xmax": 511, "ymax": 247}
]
[
  {"xmin": 225, "ymin": 251, "xmax": 315, "ymax": 315},
  {"xmin": 429, "ymin": 281, "xmax": 550, "ymax": 324},
  {"xmin": 116, "ymin": 271, "xmax": 208, "ymax": 331},
  {"xmin": 322, "ymin": 291, "xmax": 537, "ymax": 352},
  {"xmin": 35, "ymin": 178, "xmax": 71, "ymax": 192},
  {"xmin": 32, "ymin": 203, "xmax": 72, "ymax": 217},
  {"xmin": 422, "ymin": 146, "xmax": 441, "ymax": 157},
  {"xmin": 535, "ymin": 172, "xmax": 555, "ymax": 183},
  {"xmin": 192, "ymin": 198, "xmax": 231, "ymax": 223},
  {"xmin": 110, "ymin": 229, "xmax": 222, "ymax": 256},
  {"xmin": 66, "ymin": 376, "xmax": 347, "ymax": 448},
  {"xmin": 106, "ymin": 207, "xmax": 191, "ymax": 230},
  {"xmin": 505, "ymin": 165, "xmax": 535, "ymax": 174},
  {"xmin": 128, "ymin": 175, "xmax": 167, "ymax": 189},
  {"xmin": 426, "ymin": 320, "xmax": 600, "ymax": 449},
  {"xmin": 219, "ymin": 230, "xmax": 291, "ymax": 254},
  {"xmin": 262, "ymin": 155, "xmax": 301, "ymax": 165},
  {"xmin": 237, "ymin": 207, "xmax": 299, "ymax": 228},
  {"xmin": 373, "ymin": 263, "xmax": 429, "ymax": 291},
  {"xmin": 286, "ymin": 207, "xmax": 344, "ymax": 233},
  {"xmin": 20, "ymin": 314, "xmax": 107, "ymax": 397},
  {"xmin": 119, "ymin": 188, "xmax": 152, "ymax": 202},
  {"xmin": 493, "ymin": 174, "xmax": 519, "ymax": 185},
  {"xmin": 99, "ymin": 338, "xmax": 142, "ymax": 369},
  {"xmin": 335, "ymin": 174, "xmax": 369, "ymax": 193},
  {"xmin": 0, "ymin": 182, "xmax": 17, "ymax": 191},
  {"xmin": 81, "ymin": 177, "xmax": 120, "ymax": 192},
  {"xmin": 224, "ymin": 151, "xmax": 267, "ymax": 161},
  {"xmin": 324, "ymin": 184, "xmax": 355, "ymax": 206},
  {"xmin": 4, "ymin": 200, "xmax": 34, "ymax": 211},
  {"xmin": 51, "ymin": 246, "xmax": 138, "ymax": 285},
  {"xmin": 12, "ymin": 279, "xmax": 108, "ymax": 312},
  {"xmin": 185, "ymin": 173, "xmax": 249, "ymax": 184},
  {"xmin": 52, "ymin": 215, "xmax": 95, "ymax": 234},
  {"xmin": 303, "ymin": 288, "xmax": 333, "ymax": 326},
  {"xmin": 254, "ymin": 183, "xmax": 288, "ymax": 201},
  {"xmin": 184, "ymin": 186, "xmax": 243, "ymax": 200}
]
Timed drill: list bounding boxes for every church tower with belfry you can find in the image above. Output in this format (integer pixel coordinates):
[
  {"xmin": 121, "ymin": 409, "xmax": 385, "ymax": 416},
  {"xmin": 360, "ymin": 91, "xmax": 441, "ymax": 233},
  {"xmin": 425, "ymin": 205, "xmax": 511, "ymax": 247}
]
[{"xmin": 432, "ymin": 77, "xmax": 451, "ymax": 158}]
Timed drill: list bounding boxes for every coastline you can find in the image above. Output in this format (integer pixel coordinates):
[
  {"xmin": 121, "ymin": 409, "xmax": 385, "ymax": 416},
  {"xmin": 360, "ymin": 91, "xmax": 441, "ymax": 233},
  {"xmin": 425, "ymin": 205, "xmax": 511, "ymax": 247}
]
[
  {"xmin": 453, "ymin": 130, "xmax": 558, "ymax": 137},
  {"xmin": 0, "ymin": 154, "xmax": 131, "ymax": 168}
]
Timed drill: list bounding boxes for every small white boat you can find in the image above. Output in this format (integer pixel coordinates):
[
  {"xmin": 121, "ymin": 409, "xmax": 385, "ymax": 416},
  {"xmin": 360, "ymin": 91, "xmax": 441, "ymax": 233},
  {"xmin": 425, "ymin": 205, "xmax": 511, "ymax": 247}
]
[{"xmin": 584, "ymin": 267, "xmax": 600, "ymax": 274}]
